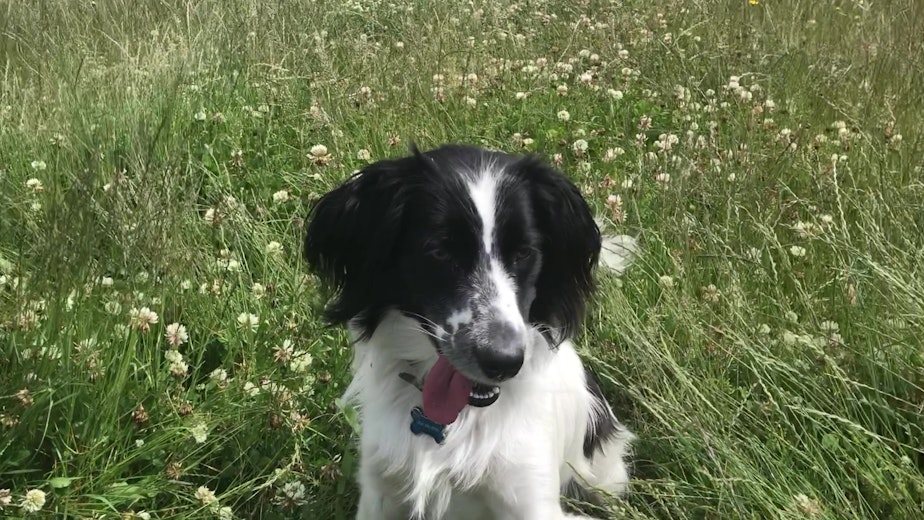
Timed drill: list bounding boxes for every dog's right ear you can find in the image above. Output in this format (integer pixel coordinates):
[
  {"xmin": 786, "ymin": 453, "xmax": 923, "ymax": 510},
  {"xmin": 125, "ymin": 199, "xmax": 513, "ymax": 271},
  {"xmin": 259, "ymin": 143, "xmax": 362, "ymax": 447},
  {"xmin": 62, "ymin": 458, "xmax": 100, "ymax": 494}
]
[
  {"xmin": 303, "ymin": 156, "xmax": 416, "ymax": 332},
  {"xmin": 514, "ymin": 155, "xmax": 602, "ymax": 345}
]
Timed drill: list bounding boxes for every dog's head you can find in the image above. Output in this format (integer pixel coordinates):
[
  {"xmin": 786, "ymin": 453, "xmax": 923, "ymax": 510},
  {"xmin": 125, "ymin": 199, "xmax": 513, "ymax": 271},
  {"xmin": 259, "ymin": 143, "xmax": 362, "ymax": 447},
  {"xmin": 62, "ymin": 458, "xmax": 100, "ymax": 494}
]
[{"xmin": 304, "ymin": 144, "xmax": 601, "ymax": 388}]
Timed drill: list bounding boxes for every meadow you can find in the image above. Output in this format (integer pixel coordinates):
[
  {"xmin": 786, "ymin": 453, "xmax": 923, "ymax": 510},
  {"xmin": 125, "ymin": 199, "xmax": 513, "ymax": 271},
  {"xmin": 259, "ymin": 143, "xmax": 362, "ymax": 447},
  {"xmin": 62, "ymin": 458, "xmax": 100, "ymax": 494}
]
[{"xmin": 2, "ymin": 0, "xmax": 923, "ymax": 518}]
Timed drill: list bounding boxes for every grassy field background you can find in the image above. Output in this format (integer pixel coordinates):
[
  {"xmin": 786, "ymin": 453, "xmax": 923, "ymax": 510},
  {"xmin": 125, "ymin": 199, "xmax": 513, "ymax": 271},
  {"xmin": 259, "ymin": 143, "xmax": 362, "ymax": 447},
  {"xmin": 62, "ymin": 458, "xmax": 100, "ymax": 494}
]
[{"xmin": 2, "ymin": 0, "xmax": 924, "ymax": 518}]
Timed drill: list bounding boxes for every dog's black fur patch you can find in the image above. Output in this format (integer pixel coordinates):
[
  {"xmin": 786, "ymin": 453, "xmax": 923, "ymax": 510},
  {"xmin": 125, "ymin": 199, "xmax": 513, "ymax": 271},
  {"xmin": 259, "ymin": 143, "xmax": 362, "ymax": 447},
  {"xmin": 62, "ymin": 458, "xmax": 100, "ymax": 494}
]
[{"xmin": 583, "ymin": 366, "xmax": 621, "ymax": 459}]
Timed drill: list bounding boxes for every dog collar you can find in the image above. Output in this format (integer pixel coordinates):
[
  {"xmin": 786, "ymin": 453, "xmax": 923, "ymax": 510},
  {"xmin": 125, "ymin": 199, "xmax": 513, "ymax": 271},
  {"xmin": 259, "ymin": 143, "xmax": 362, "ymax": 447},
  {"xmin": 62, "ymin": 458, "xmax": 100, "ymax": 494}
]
[{"xmin": 400, "ymin": 372, "xmax": 448, "ymax": 445}]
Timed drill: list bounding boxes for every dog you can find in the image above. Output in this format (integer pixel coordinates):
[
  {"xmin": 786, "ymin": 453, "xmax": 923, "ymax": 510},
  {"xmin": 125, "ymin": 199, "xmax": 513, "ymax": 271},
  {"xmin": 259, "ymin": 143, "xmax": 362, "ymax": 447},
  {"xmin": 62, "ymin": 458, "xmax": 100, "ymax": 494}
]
[{"xmin": 303, "ymin": 144, "xmax": 633, "ymax": 519}]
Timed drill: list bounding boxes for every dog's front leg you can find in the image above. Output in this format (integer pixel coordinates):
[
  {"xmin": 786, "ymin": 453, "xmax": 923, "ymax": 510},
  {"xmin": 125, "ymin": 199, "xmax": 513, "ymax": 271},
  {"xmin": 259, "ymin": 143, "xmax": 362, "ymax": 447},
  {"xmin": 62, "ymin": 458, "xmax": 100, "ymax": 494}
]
[
  {"xmin": 490, "ymin": 498, "xmax": 597, "ymax": 520},
  {"xmin": 486, "ymin": 467, "xmax": 591, "ymax": 520},
  {"xmin": 355, "ymin": 462, "xmax": 409, "ymax": 520}
]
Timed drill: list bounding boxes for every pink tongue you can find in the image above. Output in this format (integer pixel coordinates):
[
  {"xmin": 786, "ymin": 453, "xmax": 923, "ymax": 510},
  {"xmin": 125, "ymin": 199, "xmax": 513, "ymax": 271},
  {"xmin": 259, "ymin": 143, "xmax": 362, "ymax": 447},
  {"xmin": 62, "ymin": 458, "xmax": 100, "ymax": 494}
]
[{"xmin": 423, "ymin": 355, "xmax": 473, "ymax": 425}]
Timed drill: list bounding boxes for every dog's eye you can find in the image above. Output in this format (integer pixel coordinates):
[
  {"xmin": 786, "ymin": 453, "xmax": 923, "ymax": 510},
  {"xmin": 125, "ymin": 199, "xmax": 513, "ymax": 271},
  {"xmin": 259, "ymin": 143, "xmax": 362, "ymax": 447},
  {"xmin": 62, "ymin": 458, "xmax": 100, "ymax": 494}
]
[
  {"xmin": 513, "ymin": 247, "xmax": 536, "ymax": 263},
  {"xmin": 428, "ymin": 248, "xmax": 451, "ymax": 262}
]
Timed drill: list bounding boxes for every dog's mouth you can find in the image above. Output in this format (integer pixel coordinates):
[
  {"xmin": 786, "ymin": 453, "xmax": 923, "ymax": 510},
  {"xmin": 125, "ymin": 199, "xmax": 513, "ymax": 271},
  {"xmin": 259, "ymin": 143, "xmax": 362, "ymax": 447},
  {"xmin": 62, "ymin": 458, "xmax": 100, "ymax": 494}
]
[
  {"xmin": 468, "ymin": 382, "xmax": 501, "ymax": 408},
  {"xmin": 421, "ymin": 355, "xmax": 500, "ymax": 424}
]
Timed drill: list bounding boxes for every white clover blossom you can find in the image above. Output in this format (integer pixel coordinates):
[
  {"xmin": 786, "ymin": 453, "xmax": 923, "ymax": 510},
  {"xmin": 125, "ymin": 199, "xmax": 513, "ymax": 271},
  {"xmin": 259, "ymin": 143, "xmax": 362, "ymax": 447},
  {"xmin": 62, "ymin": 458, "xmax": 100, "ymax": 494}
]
[
  {"xmin": 20, "ymin": 489, "xmax": 46, "ymax": 513},
  {"xmin": 237, "ymin": 312, "xmax": 260, "ymax": 331},
  {"xmin": 165, "ymin": 323, "xmax": 189, "ymax": 347},
  {"xmin": 190, "ymin": 423, "xmax": 209, "ymax": 444}
]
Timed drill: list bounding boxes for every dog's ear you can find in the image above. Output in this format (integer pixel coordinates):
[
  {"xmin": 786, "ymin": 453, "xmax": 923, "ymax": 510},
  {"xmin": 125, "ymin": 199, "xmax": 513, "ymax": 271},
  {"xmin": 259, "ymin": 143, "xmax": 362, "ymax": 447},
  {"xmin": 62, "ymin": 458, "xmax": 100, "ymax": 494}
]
[
  {"xmin": 303, "ymin": 155, "xmax": 418, "ymax": 335},
  {"xmin": 517, "ymin": 156, "xmax": 602, "ymax": 343}
]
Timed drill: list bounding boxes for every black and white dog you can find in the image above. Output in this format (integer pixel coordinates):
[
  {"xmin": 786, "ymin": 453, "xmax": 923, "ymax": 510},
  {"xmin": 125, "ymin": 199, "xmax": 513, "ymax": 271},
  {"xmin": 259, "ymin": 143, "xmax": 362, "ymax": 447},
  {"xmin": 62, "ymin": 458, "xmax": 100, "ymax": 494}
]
[{"xmin": 303, "ymin": 144, "xmax": 633, "ymax": 519}]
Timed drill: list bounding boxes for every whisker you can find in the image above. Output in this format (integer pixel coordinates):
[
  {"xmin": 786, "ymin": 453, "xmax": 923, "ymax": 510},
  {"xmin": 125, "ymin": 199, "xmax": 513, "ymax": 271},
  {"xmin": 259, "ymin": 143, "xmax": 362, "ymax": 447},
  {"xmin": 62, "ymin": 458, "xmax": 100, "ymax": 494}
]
[
  {"xmin": 402, "ymin": 312, "xmax": 447, "ymax": 338},
  {"xmin": 403, "ymin": 311, "xmax": 441, "ymax": 330},
  {"xmin": 408, "ymin": 326, "xmax": 443, "ymax": 341},
  {"xmin": 395, "ymin": 319, "xmax": 444, "ymax": 341}
]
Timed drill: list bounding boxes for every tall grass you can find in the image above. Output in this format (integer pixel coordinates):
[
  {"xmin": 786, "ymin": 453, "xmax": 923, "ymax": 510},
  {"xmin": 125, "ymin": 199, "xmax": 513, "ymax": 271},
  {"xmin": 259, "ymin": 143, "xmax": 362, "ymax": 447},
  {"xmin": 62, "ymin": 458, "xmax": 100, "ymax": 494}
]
[{"xmin": 1, "ymin": 0, "xmax": 922, "ymax": 518}]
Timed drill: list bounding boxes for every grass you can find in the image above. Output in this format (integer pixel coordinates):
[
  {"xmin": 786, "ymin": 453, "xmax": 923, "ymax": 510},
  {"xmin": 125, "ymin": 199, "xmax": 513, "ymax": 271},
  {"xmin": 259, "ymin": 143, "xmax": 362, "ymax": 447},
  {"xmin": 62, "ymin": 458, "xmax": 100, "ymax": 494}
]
[{"xmin": 1, "ymin": 0, "xmax": 923, "ymax": 518}]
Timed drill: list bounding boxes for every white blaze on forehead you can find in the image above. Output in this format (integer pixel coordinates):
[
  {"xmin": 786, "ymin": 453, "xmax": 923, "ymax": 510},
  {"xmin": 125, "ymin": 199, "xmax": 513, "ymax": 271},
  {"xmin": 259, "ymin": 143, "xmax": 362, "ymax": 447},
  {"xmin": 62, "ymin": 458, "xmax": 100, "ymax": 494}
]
[
  {"xmin": 466, "ymin": 166, "xmax": 526, "ymax": 335},
  {"xmin": 466, "ymin": 170, "xmax": 500, "ymax": 254},
  {"xmin": 487, "ymin": 258, "xmax": 526, "ymax": 335}
]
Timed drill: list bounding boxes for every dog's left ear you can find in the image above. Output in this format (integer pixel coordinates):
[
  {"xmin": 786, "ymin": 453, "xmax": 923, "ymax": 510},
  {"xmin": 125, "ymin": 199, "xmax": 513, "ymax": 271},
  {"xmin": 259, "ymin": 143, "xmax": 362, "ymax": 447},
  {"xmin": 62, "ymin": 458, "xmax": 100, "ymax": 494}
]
[
  {"xmin": 516, "ymin": 156, "xmax": 602, "ymax": 343},
  {"xmin": 303, "ymin": 153, "xmax": 419, "ymax": 336}
]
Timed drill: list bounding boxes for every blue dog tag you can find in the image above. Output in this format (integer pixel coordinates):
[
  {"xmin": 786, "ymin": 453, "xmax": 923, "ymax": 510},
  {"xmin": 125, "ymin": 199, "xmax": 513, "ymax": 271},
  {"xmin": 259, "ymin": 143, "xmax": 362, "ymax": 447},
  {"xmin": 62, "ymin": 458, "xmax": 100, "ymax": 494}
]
[{"xmin": 410, "ymin": 406, "xmax": 446, "ymax": 444}]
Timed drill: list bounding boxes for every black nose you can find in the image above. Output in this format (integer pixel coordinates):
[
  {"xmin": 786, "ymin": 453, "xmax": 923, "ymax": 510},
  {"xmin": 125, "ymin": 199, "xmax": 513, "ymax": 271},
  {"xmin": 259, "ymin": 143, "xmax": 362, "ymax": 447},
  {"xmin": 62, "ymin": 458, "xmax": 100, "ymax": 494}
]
[{"xmin": 474, "ymin": 322, "xmax": 525, "ymax": 381}]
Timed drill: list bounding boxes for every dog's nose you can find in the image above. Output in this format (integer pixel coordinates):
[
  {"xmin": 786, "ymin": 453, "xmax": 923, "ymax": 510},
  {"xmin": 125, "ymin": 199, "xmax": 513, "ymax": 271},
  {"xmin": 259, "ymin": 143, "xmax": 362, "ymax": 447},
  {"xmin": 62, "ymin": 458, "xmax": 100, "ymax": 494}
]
[{"xmin": 475, "ymin": 322, "xmax": 525, "ymax": 381}]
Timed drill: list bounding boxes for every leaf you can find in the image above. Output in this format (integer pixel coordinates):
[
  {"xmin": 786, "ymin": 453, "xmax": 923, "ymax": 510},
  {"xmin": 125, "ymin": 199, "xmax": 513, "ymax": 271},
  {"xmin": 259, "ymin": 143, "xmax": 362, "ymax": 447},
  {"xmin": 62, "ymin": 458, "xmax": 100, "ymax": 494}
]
[
  {"xmin": 337, "ymin": 399, "xmax": 362, "ymax": 435},
  {"xmin": 0, "ymin": 254, "xmax": 12, "ymax": 273},
  {"xmin": 48, "ymin": 477, "xmax": 75, "ymax": 489}
]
